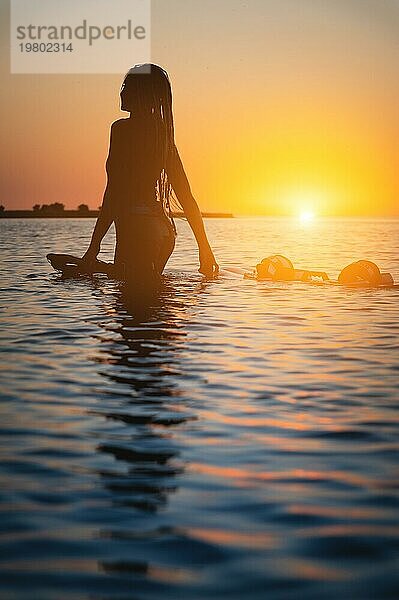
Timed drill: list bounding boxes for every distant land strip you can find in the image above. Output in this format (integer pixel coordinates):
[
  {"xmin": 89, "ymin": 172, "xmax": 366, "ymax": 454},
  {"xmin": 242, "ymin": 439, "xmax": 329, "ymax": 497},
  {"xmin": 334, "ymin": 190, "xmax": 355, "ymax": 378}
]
[{"xmin": 0, "ymin": 210, "xmax": 233, "ymax": 219}]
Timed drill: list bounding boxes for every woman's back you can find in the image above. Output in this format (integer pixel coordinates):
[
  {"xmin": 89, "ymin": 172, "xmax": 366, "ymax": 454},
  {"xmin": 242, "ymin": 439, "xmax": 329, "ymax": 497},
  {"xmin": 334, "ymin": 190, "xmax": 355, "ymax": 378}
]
[{"xmin": 106, "ymin": 117, "xmax": 165, "ymax": 216}]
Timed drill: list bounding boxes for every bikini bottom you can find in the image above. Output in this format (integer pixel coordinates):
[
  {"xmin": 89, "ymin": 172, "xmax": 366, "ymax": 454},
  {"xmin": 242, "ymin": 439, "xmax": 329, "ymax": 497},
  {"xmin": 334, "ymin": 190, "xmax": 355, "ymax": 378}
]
[{"xmin": 113, "ymin": 212, "xmax": 176, "ymax": 284}]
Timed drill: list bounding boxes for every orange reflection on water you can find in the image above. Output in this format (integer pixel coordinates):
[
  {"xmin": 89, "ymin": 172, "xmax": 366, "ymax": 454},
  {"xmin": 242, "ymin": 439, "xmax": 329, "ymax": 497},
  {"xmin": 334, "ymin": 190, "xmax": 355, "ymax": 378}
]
[
  {"xmin": 298, "ymin": 524, "xmax": 399, "ymax": 538},
  {"xmin": 190, "ymin": 463, "xmax": 377, "ymax": 489},
  {"xmin": 190, "ymin": 462, "xmax": 257, "ymax": 487},
  {"xmin": 288, "ymin": 503, "xmax": 396, "ymax": 520},
  {"xmin": 275, "ymin": 557, "xmax": 351, "ymax": 581},
  {"xmin": 187, "ymin": 527, "xmax": 277, "ymax": 549},
  {"xmin": 192, "ymin": 436, "xmax": 246, "ymax": 446},
  {"xmin": 240, "ymin": 433, "xmax": 325, "ymax": 452},
  {"xmin": 198, "ymin": 409, "xmax": 312, "ymax": 431}
]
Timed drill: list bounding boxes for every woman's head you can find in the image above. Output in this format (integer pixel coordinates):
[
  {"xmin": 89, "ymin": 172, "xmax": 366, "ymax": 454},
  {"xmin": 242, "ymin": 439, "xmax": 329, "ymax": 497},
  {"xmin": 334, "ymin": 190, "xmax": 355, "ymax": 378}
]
[{"xmin": 120, "ymin": 63, "xmax": 172, "ymax": 116}]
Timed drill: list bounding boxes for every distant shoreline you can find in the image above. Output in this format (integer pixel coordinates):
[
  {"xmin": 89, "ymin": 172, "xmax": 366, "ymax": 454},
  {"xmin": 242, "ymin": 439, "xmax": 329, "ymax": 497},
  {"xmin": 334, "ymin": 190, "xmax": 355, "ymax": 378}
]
[{"xmin": 0, "ymin": 210, "xmax": 234, "ymax": 219}]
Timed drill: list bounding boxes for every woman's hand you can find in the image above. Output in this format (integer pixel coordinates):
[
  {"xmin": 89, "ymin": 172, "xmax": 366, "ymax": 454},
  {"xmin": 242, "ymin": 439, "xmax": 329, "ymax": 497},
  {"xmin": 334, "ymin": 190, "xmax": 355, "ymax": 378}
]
[{"xmin": 199, "ymin": 246, "xmax": 219, "ymax": 278}]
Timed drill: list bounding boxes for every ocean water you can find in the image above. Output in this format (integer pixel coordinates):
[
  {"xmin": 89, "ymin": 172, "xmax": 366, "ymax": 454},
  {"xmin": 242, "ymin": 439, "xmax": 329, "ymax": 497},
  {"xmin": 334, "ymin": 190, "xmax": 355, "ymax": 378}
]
[{"xmin": 0, "ymin": 216, "xmax": 398, "ymax": 600}]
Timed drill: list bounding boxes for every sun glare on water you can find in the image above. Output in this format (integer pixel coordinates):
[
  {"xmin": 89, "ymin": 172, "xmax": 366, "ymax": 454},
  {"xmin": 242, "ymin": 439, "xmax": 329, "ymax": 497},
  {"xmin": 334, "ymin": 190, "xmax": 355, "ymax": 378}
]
[{"xmin": 299, "ymin": 210, "xmax": 316, "ymax": 224}]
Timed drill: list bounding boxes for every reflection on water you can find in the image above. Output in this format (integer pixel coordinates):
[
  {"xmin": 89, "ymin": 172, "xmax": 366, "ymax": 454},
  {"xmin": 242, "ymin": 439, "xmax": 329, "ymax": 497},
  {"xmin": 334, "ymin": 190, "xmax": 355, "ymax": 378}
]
[
  {"xmin": 0, "ymin": 217, "xmax": 399, "ymax": 599},
  {"xmin": 95, "ymin": 282, "xmax": 192, "ymax": 511},
  {"xmin": 92, "ymin": 281, "xmax": 196, "ymax": 576}
]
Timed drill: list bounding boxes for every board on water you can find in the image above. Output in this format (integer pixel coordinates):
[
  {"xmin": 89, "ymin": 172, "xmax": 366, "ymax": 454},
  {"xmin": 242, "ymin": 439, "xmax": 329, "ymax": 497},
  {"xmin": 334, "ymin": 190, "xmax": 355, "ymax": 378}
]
[
  {"xmin": 47, "ymin": 253, "xmax": 117, "ymax": 277},
  {"xmin": 46, "ymin": 253, "xmax": 162, "ymax": 287},
  {"xmin": 223, "ymin": 255, "xmax": 397, "ymax": 289}
]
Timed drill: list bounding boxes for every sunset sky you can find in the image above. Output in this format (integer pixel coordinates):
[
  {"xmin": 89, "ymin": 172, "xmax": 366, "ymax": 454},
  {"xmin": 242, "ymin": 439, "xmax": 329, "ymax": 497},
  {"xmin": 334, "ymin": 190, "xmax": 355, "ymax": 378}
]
[{"xmin": 1, "ymin": 0, "xmax": 398, "ymax": 216}]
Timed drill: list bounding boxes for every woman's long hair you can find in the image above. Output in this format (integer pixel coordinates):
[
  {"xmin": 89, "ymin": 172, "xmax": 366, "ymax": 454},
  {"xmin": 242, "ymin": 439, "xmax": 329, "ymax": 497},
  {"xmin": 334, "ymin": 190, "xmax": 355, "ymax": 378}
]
[{"xmin": 121, "ymin": 63, "xmax": 182, "ymax": 218}]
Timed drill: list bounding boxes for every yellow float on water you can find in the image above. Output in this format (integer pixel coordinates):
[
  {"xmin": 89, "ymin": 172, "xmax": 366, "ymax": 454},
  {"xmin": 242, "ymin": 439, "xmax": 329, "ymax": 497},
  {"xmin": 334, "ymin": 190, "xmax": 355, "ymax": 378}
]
[{"xmin": 243, "ymin": 255, "xmax": 395, "ymax": 288}]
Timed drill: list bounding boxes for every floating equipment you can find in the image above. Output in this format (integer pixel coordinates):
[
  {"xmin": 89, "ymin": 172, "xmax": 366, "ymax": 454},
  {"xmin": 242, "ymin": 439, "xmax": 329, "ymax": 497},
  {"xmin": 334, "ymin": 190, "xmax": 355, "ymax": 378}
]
[
  {"xmin": 251, "ymin": 254, "xmax": 329, "ymax": 283},
  {"xmin": 338, "ymin": 260, "xmax": 394, "ymax": 287},
  {"xmin": 235, "ymin": 255, "xmax": 395, "ymax": 288},
  {"xmin": 46, "ymin": 253, "xmax": 160, "ymax": 287},
  {"xmin": 256, "ymin": 255, "xmax": 295, "ymax": 280}
]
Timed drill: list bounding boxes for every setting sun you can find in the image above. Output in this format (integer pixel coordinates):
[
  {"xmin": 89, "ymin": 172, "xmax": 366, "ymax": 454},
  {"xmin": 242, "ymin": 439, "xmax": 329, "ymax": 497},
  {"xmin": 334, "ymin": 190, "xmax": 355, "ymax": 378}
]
[{"xmin": 299, "ymin": 210, "xmax": 316, "ymax": 224}]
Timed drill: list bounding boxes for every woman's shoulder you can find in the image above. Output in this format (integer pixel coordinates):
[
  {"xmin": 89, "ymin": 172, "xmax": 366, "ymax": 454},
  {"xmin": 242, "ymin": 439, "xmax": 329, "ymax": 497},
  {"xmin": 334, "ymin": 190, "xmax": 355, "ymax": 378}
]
[
  {"xmin": 111, "ymin": 117, "xmax": 129, "ymax": 127},
  {"xmin": 108, "ymin": 119, "xmax": 133, "ymax": 145}
]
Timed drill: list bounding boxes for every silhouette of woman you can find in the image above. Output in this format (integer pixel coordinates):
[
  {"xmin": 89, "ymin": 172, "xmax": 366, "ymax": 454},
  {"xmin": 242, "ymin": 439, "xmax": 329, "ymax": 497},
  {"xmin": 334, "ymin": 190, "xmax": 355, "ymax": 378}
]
[{"xmin": 82, "ymin": 63, "xmax": 219, "ymax": 286}]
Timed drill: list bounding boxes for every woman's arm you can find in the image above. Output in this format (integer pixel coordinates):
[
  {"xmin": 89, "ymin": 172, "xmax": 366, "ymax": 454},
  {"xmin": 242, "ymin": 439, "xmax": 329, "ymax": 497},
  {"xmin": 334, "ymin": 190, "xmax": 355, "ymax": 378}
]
[
  {"xmin": 81, "ymin": 124, "xmax": 116, "ymax": 262},
  {"xmin": 167, "ymin": 144, "xmax": 218, "ymax": 277},
  {"xmin": 81, "ymin": 193, "xmax": 113, "ymax": 263}
]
